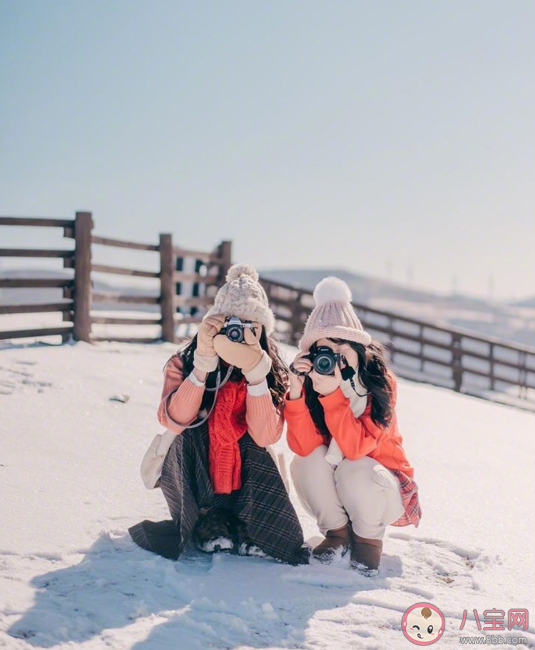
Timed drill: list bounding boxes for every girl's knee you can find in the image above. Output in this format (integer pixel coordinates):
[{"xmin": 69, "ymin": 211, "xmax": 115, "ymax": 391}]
[
  {"xmin": 291, "ymin": 445, "xmax": 331, "ymax": 476},
  {"xmin": 335, "ymin": 456, "xmax": 377, "ymax": 487},
  {"xmin": 335, "ymin": 457, "xmax": 400, "ymax": 498}
]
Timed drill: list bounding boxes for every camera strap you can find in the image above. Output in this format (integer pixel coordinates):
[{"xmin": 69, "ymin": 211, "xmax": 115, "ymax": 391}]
[
  {"xmin": 340, "ymin": 363, "xmax": 355, "ymax": 382},
  {"xmin": 205, "ymin": 363, "xmax": 234, "ymax": 392},
  {"xmin": 348, "ymin": 376, "xmax": 368, "ymax": 398},
  {"xmin": 340, "ymin": 358, "xmax": 368, "ymax": 398}
]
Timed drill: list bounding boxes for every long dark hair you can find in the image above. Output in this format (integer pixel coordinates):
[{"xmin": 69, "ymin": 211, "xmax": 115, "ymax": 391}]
[
  {"xmin": 167, "ymin": 328, "xmax": 288, "ymax": 412},
  {"xmin": 304, "ymin": 338, "xmax": 394, "ymax": 437}
]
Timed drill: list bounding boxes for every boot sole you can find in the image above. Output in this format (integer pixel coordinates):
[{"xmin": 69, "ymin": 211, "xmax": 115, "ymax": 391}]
[
  {"xmin": 349, "ymin": 559, "xmax": 379, "ymax": 575},
  {"xmin": 238, "ymin": 542, "xmax": 267, "ymax": 557},
  {"xmin": 196, "ymin": 536, "xmax": 234, "ymax": 553},
  {"xmin": 312, "ymin": 546, "xmax": 350, "ymax": 563}
]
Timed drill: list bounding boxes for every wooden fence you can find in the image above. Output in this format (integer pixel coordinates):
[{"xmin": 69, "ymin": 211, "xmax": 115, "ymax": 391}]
[
  {"xmin": 0, "ymin": 213, "xmax": 232, "ymax": 344},
  {"xmin": 1, "ymin": 213, "xmax": 535, "ymax": 410},
  {"xmin": 89, "ymin": 231, "xmax": 232, "ymax": 343},
  {"xmin": 0, "ymin": 215, "xmax": 80, "ymax": 342}
]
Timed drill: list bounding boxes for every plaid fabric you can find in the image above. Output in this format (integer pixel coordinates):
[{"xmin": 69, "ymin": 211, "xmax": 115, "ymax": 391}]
[
  {"xmin": 390, "ymin": 469, "xmax": 422, "ymax": 527},
  {"xmin": 129, "ymin": 422, "xmax": 305, "ymax": 565}
]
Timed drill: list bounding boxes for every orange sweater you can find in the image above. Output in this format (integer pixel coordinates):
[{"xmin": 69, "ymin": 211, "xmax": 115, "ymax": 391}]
[
  {"xmin": 285, "ymin": 376, "xmax": 414, "ymax": 477},
  {"xmin": 157, "ymin": 355, "xmax": 284, "ymax": 447}
]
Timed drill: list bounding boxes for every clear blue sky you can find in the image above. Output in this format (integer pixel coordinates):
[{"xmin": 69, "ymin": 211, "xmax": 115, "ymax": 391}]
[{"xmin": 1, "ymin": 0, "xmax": 534, "ymax": 300}]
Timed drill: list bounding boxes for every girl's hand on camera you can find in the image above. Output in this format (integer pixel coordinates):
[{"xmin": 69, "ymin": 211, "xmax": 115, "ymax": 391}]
[
  {"xmin": 197, "ymin": 314, "xmax": 226, "ymax": 357},
  {"xmin": 309, "ymin": 364, "xmax": 342, "ymax": 397},
  {"xmin": 288, "ymin": 351, "xmax": 312, "ymax": 400},
  {"xmin": 213, "ymin": 326, "xmax": 264, "ymax": 373}
]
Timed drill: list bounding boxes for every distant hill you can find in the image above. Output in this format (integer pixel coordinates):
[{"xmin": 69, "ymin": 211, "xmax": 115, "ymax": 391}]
[
  {"xmin": 260, "ymin": 267, "xmax": 491, "ymax": 311},
  {"xmin": 512, "ymin": 297, "xmax": 535, "ymax": 309}
]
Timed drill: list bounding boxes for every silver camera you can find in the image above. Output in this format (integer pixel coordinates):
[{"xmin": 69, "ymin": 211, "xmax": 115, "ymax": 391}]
[{"xmin": 220, "ymin": 317, "xmax": 256, "ymax": 343}]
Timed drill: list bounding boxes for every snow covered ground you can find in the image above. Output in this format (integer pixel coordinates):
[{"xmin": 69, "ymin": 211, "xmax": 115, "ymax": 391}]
[{"xmin": 1, "ymin": 339, "xmax": 534, "ymax": 649}]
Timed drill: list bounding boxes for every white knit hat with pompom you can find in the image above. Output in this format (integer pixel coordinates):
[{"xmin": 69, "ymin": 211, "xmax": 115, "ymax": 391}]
[
  {"xmin": 203, "ymin": 263, "xmax": 275, "ymax": 334},
  {"xmin": 299, "ymin": 276, "xmax": 371, "ymax": 351}
]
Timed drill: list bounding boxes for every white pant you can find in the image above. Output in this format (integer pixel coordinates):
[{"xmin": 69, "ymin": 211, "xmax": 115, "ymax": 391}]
[{"xmin": 290, "ymin": 445, "xmax": 405, "ymax": 540}]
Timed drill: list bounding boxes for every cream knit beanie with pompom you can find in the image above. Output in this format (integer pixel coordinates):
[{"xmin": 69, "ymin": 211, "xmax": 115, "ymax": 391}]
[
  {"xmin": 203, "ymin": 263, "xmax": 275, "ymax": 334},
  {"xmin": 299, "ymin": 277, "xmax": 371, "ymax": 351}
]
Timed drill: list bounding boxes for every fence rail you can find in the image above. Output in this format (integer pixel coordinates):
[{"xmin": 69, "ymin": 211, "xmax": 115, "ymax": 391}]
[
  {"xmin": 92, "ymin": 292, "xmax": 160, "ymax": 305},
  {"xmin": 1, "ymin": 213, "xmax": 535, "ymax": 410},
  {"xmin": 0, "ymin": 278, "xmax": 74, "ymax": 289},
  {"xmin": 0, "ymin": 214, "xmax": 77, "ymax": 342},
  {"xmin": 0, "ymin": 248, "xmax": 73, "ymax": 258},
  {"xmin": 0, "ymin": 302, "xmax": 73, "ymax": 315},
  {"xmin": 92, "ymin": 234, "xmax": 160, "ymax": 252},
  {"xmin": 91, "ymin": 264, "xmax": 159, "ymax": 279},
  {"xmin": 0, "ymin": 325, "xmax": 74, "ymax": 341},
  {"xmin": 0, "ymin": 217, "xmax": 74, "ymax": 228},
  {"xmin": 90, "ymin": 230, "xmax": 162, "ymax": 343}
]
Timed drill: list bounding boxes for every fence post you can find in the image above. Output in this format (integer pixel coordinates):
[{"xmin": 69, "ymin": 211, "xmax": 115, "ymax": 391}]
[
  {"xmin": 518, "ymin": 350, "xmax": 527, "ymax": 399},
  {"xmin": 217, "ymin": 240, "xmax": 233, "ymax": 286},
  {"xmin": 159, "ymin": 233, "xmax": 175, "ymax": 342},
  {"xmin": 290, "ymin": 290, "xmax": 304, "ymax": 346},
  {"xmin": 73, "ymin": 211, "xmax": 93, "ymax": 342},
  {"xmin": 451, "ymin": 333, "xmax": 463, "ymax": 392},
  {"xmin": 418, "ymin": 324, "xmax": 424, "ymax": 371},
  {"xmin": 489, "ymin": 343, "xmax": 495, "ymax": 392},
  {"xmin": 386, "ymin": 316, "xmax": 395, "ymax": 365}
]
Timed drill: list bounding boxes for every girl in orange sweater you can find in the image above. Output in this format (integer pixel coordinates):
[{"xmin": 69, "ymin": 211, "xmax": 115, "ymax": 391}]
[
  {"xmin": 285, "ymin": 277, "xmax": 421, "ymax": 573},
  {"xmin": 130, "ymin": 265, "xmax": 305, "ymax": 565}
]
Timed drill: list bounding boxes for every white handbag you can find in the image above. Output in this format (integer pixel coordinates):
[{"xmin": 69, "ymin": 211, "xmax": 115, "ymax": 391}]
[{"xmin": 140, "ymin": 429, "xmax": 177, "ymax": 489}]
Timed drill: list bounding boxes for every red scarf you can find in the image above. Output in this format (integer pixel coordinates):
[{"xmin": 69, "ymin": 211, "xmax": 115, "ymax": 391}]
[{"xmin": 208, "ymin": 379, "xmax": 248, "ymax": 494}]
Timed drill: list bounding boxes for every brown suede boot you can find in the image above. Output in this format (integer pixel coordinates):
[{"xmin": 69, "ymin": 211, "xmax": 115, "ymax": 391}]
[
  {"xmin": 312, "ymin": 524, "xmax": 351, "ymax": 563},
  {"xmin": 350, "ymin": 531, "xmax": 383, "ymax": 573}
]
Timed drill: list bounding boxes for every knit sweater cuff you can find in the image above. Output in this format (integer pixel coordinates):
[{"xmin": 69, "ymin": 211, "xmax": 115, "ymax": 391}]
[
  {"xmin": 247, "ymin": 379, "xmax": 269, "ymax": 397},
  {"xmin": 243, "ymin": 350, "xmax": 272, "ymax": 385},
  {"xmin": 187, "ymin": 372, "xmax": 206, "ymax": 387},
  {"xmin": 193, "ymin": 349, "xmax": 219, "ymax": 373}
]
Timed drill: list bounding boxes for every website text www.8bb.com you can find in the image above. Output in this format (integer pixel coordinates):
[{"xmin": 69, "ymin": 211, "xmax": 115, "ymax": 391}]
[{"xmin": 459, "ymin": 636, "xmax": 528, "ymax": 645}]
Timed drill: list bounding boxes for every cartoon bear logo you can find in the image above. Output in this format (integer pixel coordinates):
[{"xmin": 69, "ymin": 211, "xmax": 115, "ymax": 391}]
[{"xmin": 402, "ymin": 602, "xmax": 445, "ymax": 645}]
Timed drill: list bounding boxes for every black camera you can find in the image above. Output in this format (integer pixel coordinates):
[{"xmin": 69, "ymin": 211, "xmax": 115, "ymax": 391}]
[
  {"xmin": 309, "ymin": 346, "xmax": 342, "ymax": 376},
  {"xmin": 220, "ymin": 317, "xmax": 256, "ymax": 343}
]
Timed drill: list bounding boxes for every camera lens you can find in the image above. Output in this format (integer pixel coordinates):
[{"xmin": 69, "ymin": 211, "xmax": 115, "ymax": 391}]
[
  {"xmin": 226, "ymin": 326, "xmax": 243, "ymax": 343},
  {"xmin": 314, "ymin": 352, "xmax": 335, "ymax": 375}
]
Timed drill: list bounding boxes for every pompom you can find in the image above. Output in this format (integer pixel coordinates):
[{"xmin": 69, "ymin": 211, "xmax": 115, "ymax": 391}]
[
  {"xmin": 313, "ymin": 276, "xmax": 352, "ymax": 306},
  {"xmin": 226, "ymin": 263, "xmax": 259, "ymax": 283}
]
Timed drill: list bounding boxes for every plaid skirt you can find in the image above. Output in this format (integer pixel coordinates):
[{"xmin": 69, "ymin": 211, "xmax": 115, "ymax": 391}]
[{"xmin": 129, "ymin": 423, "xmax": 305, "ymax": 565}]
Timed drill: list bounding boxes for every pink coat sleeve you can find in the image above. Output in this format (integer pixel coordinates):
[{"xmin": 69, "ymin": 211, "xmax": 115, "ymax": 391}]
[
  {"xmin": 156, "ymin": 355, "xmax": 205, "ymax": 434},
  {"xmin": 157, "ymin": 356, "xmax": 284, "ymax": 446},
  {"xmin": 245, "ymin": 391, "xmax": 285, "ymax": 447}
]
